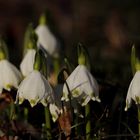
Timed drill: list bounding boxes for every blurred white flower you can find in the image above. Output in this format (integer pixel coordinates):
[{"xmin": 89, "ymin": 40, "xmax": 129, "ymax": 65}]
[
  {"xmin": 35, "ymin": 24, "xmax": 59, "ymax": 57},
  {"xmin": 20, "ymin": 49, "xmax": 36, "ymax": 77},
  {"xmin": 125, "ymin": 71, "xmax": 140, "ymax": 111},
  {"xmin": 49, "ymin": 104, "xmax": 60, "ymax": 122},
  {"xmin": 62, "ymin": 65, "xmax": 100, "ymax": 106},
  {"xmin": 0, "ymin": 59, "xmax": 22, "ymax": 93}
]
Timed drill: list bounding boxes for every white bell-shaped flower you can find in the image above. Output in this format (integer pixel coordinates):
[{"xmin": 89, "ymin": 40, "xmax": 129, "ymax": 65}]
[
  {"xmin": 20, "ymin": 49, "xmax": 36, "ymax": 77},
  {"xmin": 35, "ymin": 24, "xmax": 58, "ymax": 57},
  {"xmin": 17, "ymin": 70, "xmax": 53, "ymax": 107},
  {"xmin": 62, "ymin": 65, "xmax": 100, "ymax": 106},
  {"xmin": 17, "ymin": 70, "xmax": 60, "ymax": 121},
  {"xmin": 0, "ymin": 59, "xmax": 22, "ymax": 93},
  {"xmin": 125, "ymin": 71, "xmax": 140, "ymax": 111}
]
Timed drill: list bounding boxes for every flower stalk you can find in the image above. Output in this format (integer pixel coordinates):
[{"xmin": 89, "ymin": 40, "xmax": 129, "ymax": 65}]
[
  {"xmin": 131, "ymin": 45, "xmax": 136, "ymax": 75},
  {"xmin": 78, "ymin": 43, "xmax": 91, "ymax": 140},
  {"xmin": 24, "ymin": 107, "xmax": 28, "ymax": 122},
  {"xmin": 33, "ymin": 50, "xmax": 41, "ymax": 71},
  {"xmin": 35, "ymin": 50, "xmax": 52, "ymax": 139},
  {"xmin": 138, "ymin": 107, "xmax": 140, "ymax": 140},
  {"xmin": 45, "ymin": 107, "xmax": 52, "ymax": 139},
  {"xmin": 85, "ymin": 103, "xmax": 91, "ymax": 140}
]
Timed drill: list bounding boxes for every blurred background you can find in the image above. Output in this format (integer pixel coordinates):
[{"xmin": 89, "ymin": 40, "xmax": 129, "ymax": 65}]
[
  {"xmin": 1, "ymin": 0, "xmax": 140, "ymax": 84},
  {"xmin": 0, "ymin": 0, "xmax": 140, "ymax": 84}
]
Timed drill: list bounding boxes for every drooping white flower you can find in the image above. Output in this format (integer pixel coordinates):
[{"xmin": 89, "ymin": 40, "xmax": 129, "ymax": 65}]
[
  {"xmin": 62, "ymin": 65, "xmax": 100, "ymax": 106},
  {"xmin": 35, "ymin": 24, "xmax": 59, "ymax": 57},
  {"xmin": 20, "ymin": 49, "xmax": 36, "ymax": 77},
  {"xmin": 0, "ymin": 59, "xmax": 22, "ymax": 93},
  {"xmin": 125, "ymin": 71, "xmax": 140, "ymax": 111},
  {"xmin": 17, "ymin": 70, "xmax": 53, "ymax": 107},
  {"xmin": 17, "ymin": 70, "xmax": 60, "ymax": 121}
]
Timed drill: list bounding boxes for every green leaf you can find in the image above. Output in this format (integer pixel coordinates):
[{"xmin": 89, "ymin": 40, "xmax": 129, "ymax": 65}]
[
  {"xmin": 23, "ymin": 23, "xmax": 37, "ymax": 56},
  {"xmin": 40, "ymin": 49, "xmax": 48, "ymax": 78},
  {"xmin": 131, "ymin": 45, "xmax": 136, "ymax": 75},
  {"xmin": 64, "ymin": 57, "xmax": 75, "ymax": 73},
  {"xmin": 0, "ymin": 37, "xmax": 9, "ymax": 60},
  {"xmin": 135, "ymin": 57, "xmax": 140, "ymax": 71}
]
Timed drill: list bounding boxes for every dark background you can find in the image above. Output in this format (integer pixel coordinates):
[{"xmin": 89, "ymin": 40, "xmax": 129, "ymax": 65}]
[{"xmin": 0, "ymin": 0, "xmax": 139, "ymax": 82}]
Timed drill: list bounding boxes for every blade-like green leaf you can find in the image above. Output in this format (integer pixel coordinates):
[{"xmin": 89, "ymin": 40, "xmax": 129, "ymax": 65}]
[{"xmin": 131, "ymin": 45, "xmax": 136, "ymax": 75}]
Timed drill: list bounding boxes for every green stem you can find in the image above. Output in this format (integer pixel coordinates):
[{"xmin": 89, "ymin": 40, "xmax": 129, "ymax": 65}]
[
  {"xmin": 75, "ymin": 115, "xmax": 83, "ymax": 137},
  {"xmin": 33, "ymin": 50, "xmax": 41, "ymax": 71},
  {"xmin": 24, "ymin": 107, "xmax": 28, "ymax": 123},
  {"xmin": 54, "ymin": 58, "xmax": 60, "ymax": 76},
  {"xmin": 9, "ymin": 102, "xmax": 15, "ymax": 120},
  {"xmin": 138, "ymin": 107, "xmax": 140, "ymax": 140},
  {"xmin": 85, "ymin": 103, "xmax": 91, "ymax": 140},
  {"xmin": 45, "ymin": 107, "xmax": 52, "ymax": 139},
  {"xmin": 74, "ymin": 103, "xmax": 83, "ymax": 137}
]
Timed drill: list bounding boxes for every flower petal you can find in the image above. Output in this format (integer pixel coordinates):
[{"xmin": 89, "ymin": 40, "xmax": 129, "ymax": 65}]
[{"xmin": 20, "ymin": 49, "xmax": 36, "ymax": 77}]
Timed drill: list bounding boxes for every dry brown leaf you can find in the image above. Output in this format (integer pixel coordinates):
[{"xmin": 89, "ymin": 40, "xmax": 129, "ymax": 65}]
[{"xmin": 58, "ymin": 110, "xmax": 71, "ymax": 140}]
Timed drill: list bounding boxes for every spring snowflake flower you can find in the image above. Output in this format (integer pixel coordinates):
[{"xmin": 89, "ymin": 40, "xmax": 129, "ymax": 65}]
[
  {"xmin": 17, "ymin": 70, "xmax": 60, "ymax": 121},
  {"xmin": 125, "ymin": 71, "xmax": 140, "ymax": 111},
  {"xmin": 17, "ymin": 70, "xmax": 53, "ymax": 107},
  {"xmin": 20, "ymin": 49, "xmax": 36, "ymax": 77},
  {"xmin": 0, "ymin": 59, "xmax": 22, "ymax": 93},
  {"xmin": 62, "ymin": 65, "xmax": 100, "ymax": 106},
  {"xmin": 35, "ymin": 24, "xmax": 58, "ymax": 57}
]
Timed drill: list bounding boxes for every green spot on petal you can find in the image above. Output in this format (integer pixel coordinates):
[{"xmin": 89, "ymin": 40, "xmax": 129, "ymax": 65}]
[
  {"xmin": 52, "ymin": 114, "xmax": 57, "ymax": 122},
  {"xmin": 72, "ymin": 90, "xmax": 80, "ymax": 97},
  {"xmin": 19, "ymin": 97, "xmax": 24, "ymax": 104},
  {"xmin": 30, "ymin": 99, "xmax": 36, "ymax": 107},
  {"xmin": 5, "ymin": 84, "xmax": 12, "ymax": 90}
]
